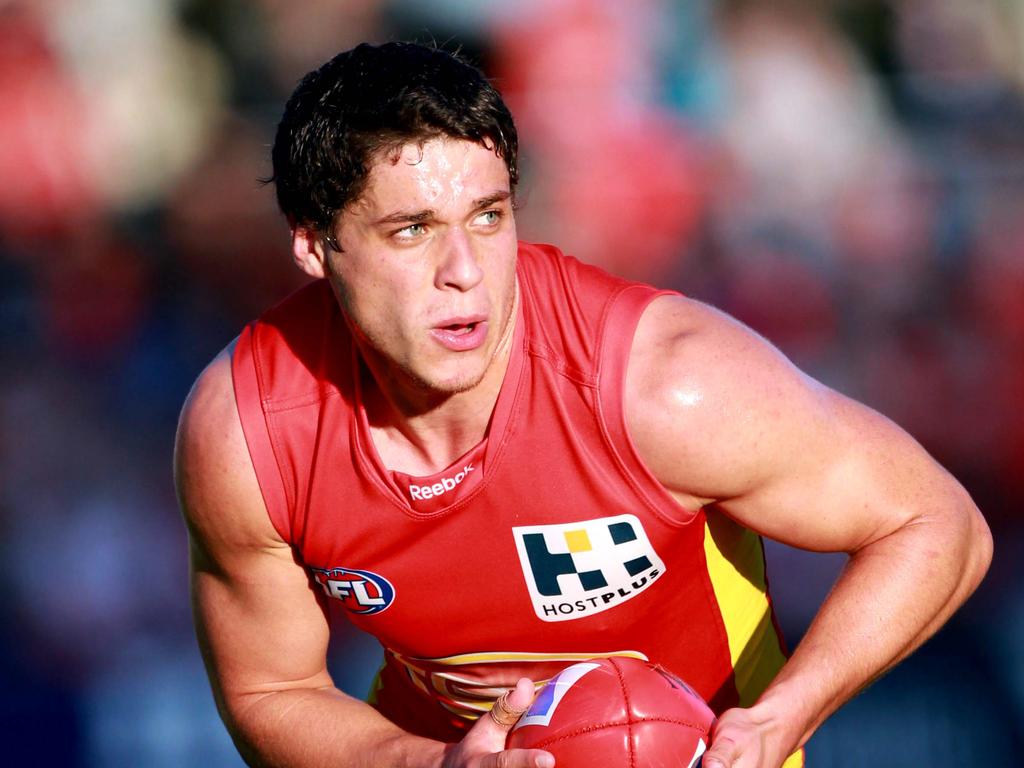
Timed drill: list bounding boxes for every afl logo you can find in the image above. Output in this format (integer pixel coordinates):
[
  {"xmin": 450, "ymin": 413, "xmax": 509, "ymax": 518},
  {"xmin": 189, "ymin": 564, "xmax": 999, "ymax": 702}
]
[{"xmin": 311, "ymin": 566, "xmax": 395, "ymax": 615}]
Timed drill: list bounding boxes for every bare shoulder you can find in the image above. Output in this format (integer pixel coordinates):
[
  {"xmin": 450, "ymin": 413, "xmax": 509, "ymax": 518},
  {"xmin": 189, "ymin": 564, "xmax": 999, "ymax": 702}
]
[
  {"xmin": 176, "ymin": 345, "xmax": 334, "ymax": 716},
  {"xmin": 625, "ymin": 295, "xmax": 827, "ymax": 506},
  {"xmin": 174, "ymin": 343, "xmax": 284, "ymax": 556},
  {"xmin": 624, "ymin": 295, "xmax": 979, "ymax": 550}
]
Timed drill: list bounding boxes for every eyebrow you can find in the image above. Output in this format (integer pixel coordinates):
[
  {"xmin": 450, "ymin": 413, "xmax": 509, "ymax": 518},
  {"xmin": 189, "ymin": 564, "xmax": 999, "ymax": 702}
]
[{"xmin": 371, "ymin": 190, "xmax": 512, "ymax": 226}]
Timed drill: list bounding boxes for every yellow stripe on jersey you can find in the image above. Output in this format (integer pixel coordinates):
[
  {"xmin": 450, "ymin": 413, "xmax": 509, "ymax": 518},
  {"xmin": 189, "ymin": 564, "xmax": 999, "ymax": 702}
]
[
  {"xmin": 783, "ymin": 748, "xmax": 806, "ymax": 767},
  {"xmin": 703, "ymin": 513, "xmax": 803, "ymax": 765},
  {"xmin": 701, "ymin": 511, "xmax": 788, "ymax": 707},
  {"xmin": 399, "ymin": 649, "xmax": 649, "ymax": 668}
]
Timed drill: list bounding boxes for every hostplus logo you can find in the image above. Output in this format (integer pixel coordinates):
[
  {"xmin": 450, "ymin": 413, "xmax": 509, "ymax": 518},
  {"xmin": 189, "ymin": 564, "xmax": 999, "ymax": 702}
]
[
  {"xmin": 512, "ymin": 514, "xmax": 665, "ymax": 622},
  {"xmin": 409, "ymin": 463, "xmax": 475, "ymax": 501}
]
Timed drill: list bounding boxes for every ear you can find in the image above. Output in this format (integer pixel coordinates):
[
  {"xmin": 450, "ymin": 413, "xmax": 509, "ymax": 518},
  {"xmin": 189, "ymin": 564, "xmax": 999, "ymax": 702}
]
[{"xmin": 291, "ymin": 224, "xmax": 327, "ymax": 279}]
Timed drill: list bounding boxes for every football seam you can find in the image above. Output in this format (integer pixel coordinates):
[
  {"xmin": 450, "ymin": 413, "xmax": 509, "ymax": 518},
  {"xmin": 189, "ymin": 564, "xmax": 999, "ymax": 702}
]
[
  {"xmin": 612, "ymin": 658, "xmax": 638, "ymax": 768},
  {"xmin": 525, "ymin": 717, "xmax": 711, "ymax": 750}
]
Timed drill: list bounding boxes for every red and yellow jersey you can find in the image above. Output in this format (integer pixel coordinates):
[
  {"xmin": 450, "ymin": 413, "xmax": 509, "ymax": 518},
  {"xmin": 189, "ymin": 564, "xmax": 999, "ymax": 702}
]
[{"xmin": 233, "ymin": 242, "xmax": 801, "ymax": 765}]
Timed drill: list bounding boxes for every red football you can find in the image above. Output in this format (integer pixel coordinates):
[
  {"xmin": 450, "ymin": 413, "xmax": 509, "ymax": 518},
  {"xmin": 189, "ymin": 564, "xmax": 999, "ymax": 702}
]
[{"xmin": 507, "ymin": 657, "xmax": 715, "ymax": 768}]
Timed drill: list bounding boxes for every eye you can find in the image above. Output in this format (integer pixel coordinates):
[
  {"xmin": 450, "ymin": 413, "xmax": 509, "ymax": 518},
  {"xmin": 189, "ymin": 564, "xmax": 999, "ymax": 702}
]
[
  {"xmin": 393, "ymin": 223, "xmax": 427, "ymax": 241},
  {"xmin": 475, "ymin": 210, "xmax": 502, "ymax": 227}
]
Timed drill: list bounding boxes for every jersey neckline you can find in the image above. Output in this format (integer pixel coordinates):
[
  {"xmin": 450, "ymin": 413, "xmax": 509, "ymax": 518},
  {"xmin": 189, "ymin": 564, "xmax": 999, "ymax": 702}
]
[{"xmin": 350, "ymin": 282, "xmax": 527, "ymax": 519}]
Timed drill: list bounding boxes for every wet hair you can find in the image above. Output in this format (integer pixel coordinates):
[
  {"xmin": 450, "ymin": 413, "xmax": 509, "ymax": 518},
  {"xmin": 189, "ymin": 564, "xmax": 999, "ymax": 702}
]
[{"xmin": 270, "ymin": 41, "xmax": 519, "ymax": 238}]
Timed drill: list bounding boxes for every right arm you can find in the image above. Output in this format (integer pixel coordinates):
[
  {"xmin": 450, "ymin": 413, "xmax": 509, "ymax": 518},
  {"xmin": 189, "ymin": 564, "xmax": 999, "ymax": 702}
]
[{"xmin": 175, "ymin": 347, "xmax": 549, "ymax": 768}]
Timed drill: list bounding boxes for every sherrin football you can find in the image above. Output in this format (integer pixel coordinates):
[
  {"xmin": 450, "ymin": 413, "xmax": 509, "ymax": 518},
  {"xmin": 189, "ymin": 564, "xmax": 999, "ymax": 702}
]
[{"xmin": 507, "ymin": 657, "xmax": 716, "ymax": 768}]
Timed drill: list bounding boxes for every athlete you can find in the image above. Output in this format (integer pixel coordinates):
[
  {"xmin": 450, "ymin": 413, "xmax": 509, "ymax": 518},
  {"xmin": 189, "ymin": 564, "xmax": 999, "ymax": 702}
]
[{"xmin": 175, "ymin": 42, "xmax": 992, "ymax": 768}]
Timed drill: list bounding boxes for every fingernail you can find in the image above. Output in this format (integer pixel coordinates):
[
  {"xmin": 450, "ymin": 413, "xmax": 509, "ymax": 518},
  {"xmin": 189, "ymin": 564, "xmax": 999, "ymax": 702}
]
[{"xmin": 536, "ymin": 754, "xmax": 555, "ymax": 768}]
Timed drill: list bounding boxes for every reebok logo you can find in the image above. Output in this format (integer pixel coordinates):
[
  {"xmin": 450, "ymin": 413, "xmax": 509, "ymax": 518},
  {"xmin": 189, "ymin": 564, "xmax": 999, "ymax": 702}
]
[{"xmin": 409, "ymin": 463, "xmax": 475, "ymax": 500}]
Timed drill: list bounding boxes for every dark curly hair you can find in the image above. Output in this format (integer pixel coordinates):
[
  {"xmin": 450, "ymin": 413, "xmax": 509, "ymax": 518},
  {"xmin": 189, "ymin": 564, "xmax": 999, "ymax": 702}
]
[{"xmin": 270, "ymin": 42, "xmax": 519, "ymax": 240}]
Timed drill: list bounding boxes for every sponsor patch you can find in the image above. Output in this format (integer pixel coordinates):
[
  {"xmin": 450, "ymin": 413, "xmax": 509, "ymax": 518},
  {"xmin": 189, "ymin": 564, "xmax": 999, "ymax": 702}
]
[
  {"xmin": 512, "ymin": 514, "xmax": 665, "ymax": 622},
  {"xmin": 311, "ymin": 566, "xmax": 395, "ymax": 615}
]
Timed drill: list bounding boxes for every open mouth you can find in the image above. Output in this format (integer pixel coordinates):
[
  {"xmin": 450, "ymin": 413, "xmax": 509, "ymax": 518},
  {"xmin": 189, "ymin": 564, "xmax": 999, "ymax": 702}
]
[{"xmin": 431, "ymin": 318, "xmax": 488, "ymax": 351}]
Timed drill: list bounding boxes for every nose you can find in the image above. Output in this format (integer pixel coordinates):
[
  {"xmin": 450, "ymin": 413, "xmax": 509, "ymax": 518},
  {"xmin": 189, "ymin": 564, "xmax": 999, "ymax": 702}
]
[{"xmin": 434, "ymin": 227, "xmax": 484, "ymax": 292}]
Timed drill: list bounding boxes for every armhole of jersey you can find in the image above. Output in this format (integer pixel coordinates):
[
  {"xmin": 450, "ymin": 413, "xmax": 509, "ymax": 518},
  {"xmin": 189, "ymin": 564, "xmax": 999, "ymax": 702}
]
[
  {"xmin": 232, "ymin": 324, "xmax": 294, "ymax": 545},
  {"xmin": 596, "ymin": 287, "xmax": 699, "ymax": 526}
]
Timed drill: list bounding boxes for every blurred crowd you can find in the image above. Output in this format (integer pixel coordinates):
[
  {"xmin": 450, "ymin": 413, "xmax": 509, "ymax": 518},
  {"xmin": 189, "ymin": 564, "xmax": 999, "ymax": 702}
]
[{"xmin": 0, "ymin": 0, "xmax": 1021, "ymax": 765}]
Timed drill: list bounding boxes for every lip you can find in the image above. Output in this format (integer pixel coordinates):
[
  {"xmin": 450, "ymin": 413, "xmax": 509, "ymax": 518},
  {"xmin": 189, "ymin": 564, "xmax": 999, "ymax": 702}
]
[{"xmin": 430, "ymin": 314, "xmax": 489, "ymax": 352}]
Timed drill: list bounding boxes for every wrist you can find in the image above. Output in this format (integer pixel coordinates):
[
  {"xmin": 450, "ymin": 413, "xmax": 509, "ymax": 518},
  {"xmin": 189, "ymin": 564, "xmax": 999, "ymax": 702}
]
[
  {"xmin": 742, "ymin": 680, "xmax": 819, "ymax": 756},
  {"xmin": 377, "ymin": 731, "xmax": 449, "ymax": 768}
]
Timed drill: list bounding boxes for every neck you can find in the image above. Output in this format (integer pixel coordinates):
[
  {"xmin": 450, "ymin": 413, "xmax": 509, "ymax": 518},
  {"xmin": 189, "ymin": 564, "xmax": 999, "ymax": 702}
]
[{"xmin": 360, "ymin": 284, "xmax": 519, "ymax": 475}]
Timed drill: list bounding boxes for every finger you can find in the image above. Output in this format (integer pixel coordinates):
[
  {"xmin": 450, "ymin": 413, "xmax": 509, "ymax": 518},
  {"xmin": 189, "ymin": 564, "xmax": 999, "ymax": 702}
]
[
  {"xmin": 505, "ymin": 678, "xmax": 537, "ymax": 713},
  {"xmin": 702, "ymin": 734, "xmax": 738, "ymax": 768},
  {"xmin": 481, "ymin": 747, "xmax": 555, "ymax": 768},
  {"xmin": 486, "ymin": 678, "xmax": 535, "ymax": 731}
]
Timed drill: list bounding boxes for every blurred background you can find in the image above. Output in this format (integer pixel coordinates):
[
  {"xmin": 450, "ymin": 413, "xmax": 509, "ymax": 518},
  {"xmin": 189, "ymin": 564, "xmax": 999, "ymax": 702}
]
[{"xmin": 0, "ymin": 0, "xmax": 1021, "ymax": 764}]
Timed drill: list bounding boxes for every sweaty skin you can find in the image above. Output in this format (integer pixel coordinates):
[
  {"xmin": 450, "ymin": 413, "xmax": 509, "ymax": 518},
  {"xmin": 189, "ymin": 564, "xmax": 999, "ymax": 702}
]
[
  {"xmin": 177, "ymin": 138, "xmax": 991, "ymax": 768},
  {"xmin": 290, "ymin": 139, "xmax": 520, "ymax": 475},
  {"xmin": 626, "ymin": 297, "xmax": 991, "ymax": 767}
]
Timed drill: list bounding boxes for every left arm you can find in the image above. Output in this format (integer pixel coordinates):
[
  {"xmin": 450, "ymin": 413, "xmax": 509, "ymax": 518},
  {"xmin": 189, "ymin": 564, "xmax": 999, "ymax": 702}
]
[{"xmin": 625, "ymin": 295, "xmax": 992, "ymax": 768}]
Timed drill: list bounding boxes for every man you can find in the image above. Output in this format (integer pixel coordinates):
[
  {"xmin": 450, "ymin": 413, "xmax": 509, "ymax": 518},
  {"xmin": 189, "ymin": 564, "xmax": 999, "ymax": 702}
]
[{"xmin": 175, "ymin": 42, "xmax": 991, "ymax": 768}]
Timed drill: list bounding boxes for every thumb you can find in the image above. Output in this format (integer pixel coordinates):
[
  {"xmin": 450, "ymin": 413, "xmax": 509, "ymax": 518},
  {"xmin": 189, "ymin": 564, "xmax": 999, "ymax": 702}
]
[
  {"xmin": 702, "ymin": 734, "xmax": 739, "ymax": 768},
  {"xmin": 464, "ymin": 677, "xmax": 536, "ymax": 746},
  {"xmin": 506, "ymin": 678, "xmax": 537, "ymax": 712},
  {"xmin": 487, "ymin": 678, "xmax": 536, "ymax": 733}
]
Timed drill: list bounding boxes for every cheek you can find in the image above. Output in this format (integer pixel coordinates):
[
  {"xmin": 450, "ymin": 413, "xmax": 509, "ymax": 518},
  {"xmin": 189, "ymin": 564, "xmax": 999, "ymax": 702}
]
[
  {"xmin": 345, "ymin": 272, "xmax": 424, "ymax": 337},
  {"xmin": 337, "ymin": 257, "xmax": 414, "ymax": 305},
  {"xmin": 487, "ymin": 242, "xmax": 519, "ymax": 286}
]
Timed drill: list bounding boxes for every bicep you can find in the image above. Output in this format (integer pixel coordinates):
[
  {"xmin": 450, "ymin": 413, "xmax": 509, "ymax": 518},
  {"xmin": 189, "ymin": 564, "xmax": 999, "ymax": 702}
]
[
  {"xmin": 188, "ymin": 532, "xmax": 333, "ymax": 704},
  {"xmin": 628, "ymin": 296, "xmax": 968, "ymax": 553},
  {"xmin": 713, "ymin": 384, "xmax": 966, "ymax": 553},
  {"xmin": 176, "ymin": 349, "xmax": 333, "ymax": 720}
]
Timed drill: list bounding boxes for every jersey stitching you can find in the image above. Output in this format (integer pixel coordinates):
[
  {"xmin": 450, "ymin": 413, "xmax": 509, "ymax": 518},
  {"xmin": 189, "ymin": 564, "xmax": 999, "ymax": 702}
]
[
  {"xmin": 251, "ymin": 328, "xmax": 298, "ymax": 536},
  {"xmin": 261, "ymin": 386, "xmax": 343, "ymax": 413},
  {"xmin": 525, "ymin": 341, "xmax": 598, "ymax": 388},
  {"xmin": 592, "ymin": 287, "xmax": 698, "ymax": 529}
]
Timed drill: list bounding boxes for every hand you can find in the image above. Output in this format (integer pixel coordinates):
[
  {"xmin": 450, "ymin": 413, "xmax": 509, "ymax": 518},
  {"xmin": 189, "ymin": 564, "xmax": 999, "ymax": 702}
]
[
  {"xmin": 441, "ymin": 678, "xmax": 554, "ymax": 768},
  {"xmin": 702, "ymin": 706, "xmax": 790, "ymax": 768}
]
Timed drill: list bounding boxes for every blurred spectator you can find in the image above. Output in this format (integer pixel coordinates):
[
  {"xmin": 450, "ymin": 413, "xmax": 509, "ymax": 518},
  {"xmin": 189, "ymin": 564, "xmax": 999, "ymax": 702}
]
[
  {"xmin": 0, "ymin": 5, "xmax": 99, "ymax": 242},
  {"xmin": 492, "ymin": 0, "xmax": 707, "ymax": 284},
  {"xmin": 43, "ymin": 0, "xmax": 227, "ymax": 213},
  {"xmin": 0, "ymin": 1, "xmax": 1022, "ymax": 765}
]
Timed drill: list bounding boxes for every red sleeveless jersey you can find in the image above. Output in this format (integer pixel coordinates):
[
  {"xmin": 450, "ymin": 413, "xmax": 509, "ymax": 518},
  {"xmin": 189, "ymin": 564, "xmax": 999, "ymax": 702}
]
[{"xmin": 233, "ymin": 242, "xmax": 795, "ymax": 757}]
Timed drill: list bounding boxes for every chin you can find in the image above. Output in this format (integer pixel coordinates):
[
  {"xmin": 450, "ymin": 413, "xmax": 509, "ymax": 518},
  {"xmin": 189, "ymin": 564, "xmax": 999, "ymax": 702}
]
[
  {"xmin": 421, "ymin": 365, "xmax": 489, "ymax": 396},
  {"xmin": 412, "ymin": 339, "xmax": 497, "ymax": 392}
]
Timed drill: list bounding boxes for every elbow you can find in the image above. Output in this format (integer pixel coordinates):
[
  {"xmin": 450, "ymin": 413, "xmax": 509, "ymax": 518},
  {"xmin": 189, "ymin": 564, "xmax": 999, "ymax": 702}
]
[
  {"xmin": 216, "ymin": 690, "xmax": 275, "ymax": 768},
  {"xmin": 903, "ymin": 484, "xmax": 992, "ymax": 604},
  {"xmin": 934, "ymin": 482, "xmax": 992, "ymax": 600},
  {"xmin": 962, "ymin": 498, "xmax": 993, "ymax": 597}
]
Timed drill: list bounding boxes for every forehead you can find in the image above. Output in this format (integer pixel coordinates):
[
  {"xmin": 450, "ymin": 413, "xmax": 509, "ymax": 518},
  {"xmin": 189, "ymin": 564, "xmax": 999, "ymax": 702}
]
[{"xmin": 353, "ymin": 138, "xmax": 510, "ymax": 214}]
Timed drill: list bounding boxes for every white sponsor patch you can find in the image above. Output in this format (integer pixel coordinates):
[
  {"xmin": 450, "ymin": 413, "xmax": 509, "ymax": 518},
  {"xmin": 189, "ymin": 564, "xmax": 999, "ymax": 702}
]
[{"xmin": 512, "ymin": 514, "xmax": 666, "ymax": 622}]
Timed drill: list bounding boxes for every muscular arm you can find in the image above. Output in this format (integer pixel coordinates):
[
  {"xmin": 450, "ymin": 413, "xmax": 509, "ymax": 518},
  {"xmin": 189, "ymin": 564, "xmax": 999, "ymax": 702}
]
[
  {"xmin": 175, "ymin": 349, "xmax": 547, "ymax": 768},
  {"xmin": 626, "ymin": 296, "xmax": 992, "ymax": 767}
]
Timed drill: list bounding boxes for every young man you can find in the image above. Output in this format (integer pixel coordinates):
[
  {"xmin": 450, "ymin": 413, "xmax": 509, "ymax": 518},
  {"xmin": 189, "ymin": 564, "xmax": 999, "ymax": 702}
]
[{"xmin": 175, "ymin": 42, "xmax": 991, "ymax": 768}]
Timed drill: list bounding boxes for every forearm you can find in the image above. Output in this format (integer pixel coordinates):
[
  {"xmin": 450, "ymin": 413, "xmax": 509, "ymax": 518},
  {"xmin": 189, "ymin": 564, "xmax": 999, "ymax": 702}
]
[
  {"xmin": 224, "ymin": 685, "xmax": 446, "ymax": 768},
  {"xmin": 748, "ymin": 495, "xmax": 991, "ymax": 758}
]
